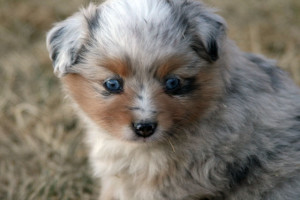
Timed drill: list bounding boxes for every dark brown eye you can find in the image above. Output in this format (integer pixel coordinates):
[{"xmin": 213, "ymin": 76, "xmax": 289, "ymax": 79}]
[{"xmin": 104, "ymin": 79, "xmax": 123, "ymax": 93}]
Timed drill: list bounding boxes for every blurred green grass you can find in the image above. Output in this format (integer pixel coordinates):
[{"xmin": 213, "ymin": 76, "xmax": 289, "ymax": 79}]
[{"xmin": 0, "ymin": 0, "xmax": 299, "ymax": 199}]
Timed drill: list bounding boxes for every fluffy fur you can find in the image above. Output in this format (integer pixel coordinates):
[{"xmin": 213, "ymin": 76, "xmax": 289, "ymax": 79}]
[{"xmin": 46, "ymin": 0, "xmax": 300, "ymax": 199}]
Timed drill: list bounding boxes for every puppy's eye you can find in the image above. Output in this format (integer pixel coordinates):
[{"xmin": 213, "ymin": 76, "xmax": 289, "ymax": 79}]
[
  {"xmin": 165, "ymin": 77, "xmax": 181, "ymax": 91},
  {"xmin": 104, "ymin": 79, "xmax": 123, "ymax": 93}
]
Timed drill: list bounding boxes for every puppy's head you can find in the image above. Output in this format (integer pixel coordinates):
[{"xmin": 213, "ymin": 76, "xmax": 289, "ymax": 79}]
[{"xmin": 47, "ymin": 0, "xmax": 226, "ymax": 143}]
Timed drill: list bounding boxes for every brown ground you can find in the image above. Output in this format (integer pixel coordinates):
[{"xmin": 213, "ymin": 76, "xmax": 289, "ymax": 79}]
[{"xmin": 0, "ymin": 0, "xmax": 299, "ymax": 199}]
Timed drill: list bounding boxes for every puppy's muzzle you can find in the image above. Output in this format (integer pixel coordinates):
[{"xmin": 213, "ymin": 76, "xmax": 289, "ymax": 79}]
[{"xmin": 132, "ymin": 122, "xmax": 157, "ymax": 138}]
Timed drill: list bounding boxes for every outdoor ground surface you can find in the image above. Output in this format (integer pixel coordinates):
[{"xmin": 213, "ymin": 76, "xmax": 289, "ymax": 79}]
[{"xmin": 0, "ymin": 0, "xmax": 299, "ymax": 199}]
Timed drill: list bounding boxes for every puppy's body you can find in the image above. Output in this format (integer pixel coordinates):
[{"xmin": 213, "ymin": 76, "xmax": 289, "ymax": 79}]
[{"xmin": 47, "ymin": 0, "xmax": 300, "ymax": 199}]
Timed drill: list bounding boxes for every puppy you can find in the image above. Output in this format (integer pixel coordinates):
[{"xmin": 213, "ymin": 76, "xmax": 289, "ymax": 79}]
[{"xmin": 46, "ymin": 0, "xmax": 300, "ymax": 199}]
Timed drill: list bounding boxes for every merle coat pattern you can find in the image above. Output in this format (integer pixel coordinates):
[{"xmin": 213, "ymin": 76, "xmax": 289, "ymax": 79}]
[{"xmin": 46, "ymin": 0, "xmax": 300, "ymax": 199}]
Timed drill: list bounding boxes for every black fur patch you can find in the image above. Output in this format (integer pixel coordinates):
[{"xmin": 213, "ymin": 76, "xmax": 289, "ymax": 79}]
[
  {"xmin": 51, "ymin": 49, "xmax": 59, "ymax": 64},
  {"xmin": 128, "ymin": 107, "xmax": 141, "ymax": 111},
  {"xmin": 190, "ymin": 35, "xmax": 211, "ymax": 61},
  {"xmin": 165, "ymin": 0, "xmax": 171, "ymax": 5},
  {"xmin": 206, "ymin": 36, "xmax": 218, "ymax": 61},
  {"xmin": 49, "ymin": 27, "xmax": 65, "ymax": 45},
  {"xmin": 86, "ymin": 9, "xmax": 100, "ymax": 36},
  {"xmin": 190, "ymin": 29, "xmax": 220, "ymax": 62},
  {"xmin": 167, "ymin": 77, "xmax": 198, "ymax": 96},
  {"xmin": 137, "ymin": 95, "xmax": 143, "ymax": 100},
  {"xmin": 72, "ymin": 45, "xmax": 87, "ymax": 65},
  {"xmin": 49, "ymin": 27, "xmax": 65, "ymax": 65},
  {"xmin": 245, "ymin": 53, "xmax": 282, "ymax": 91},
  {"xmin": 225, "ymin": 76, "xmax": 241, "ymax": 95},
  {"xmin": 226, "ymin": 155, "xmax": 262, "ymax": 188}
]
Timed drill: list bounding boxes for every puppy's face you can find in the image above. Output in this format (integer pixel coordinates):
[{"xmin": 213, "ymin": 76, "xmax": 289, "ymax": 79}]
[
  {"xmin": 47, "ymin": 0, "xmax": 226, "ymax": 143},
  {"xmin": 62, "ymin": 54, "xmax": 221, "ymax": 142}
]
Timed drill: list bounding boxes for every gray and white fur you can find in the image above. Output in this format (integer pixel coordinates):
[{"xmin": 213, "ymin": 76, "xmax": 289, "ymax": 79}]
[{"xmin": 46, "ymin": 0, "xmax": 300, "ymax": 199}]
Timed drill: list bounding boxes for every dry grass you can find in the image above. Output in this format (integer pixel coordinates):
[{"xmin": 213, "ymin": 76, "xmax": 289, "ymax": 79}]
[{"xmin": 0, "ymin": 0, "xmax": 299, "ymax": 199}]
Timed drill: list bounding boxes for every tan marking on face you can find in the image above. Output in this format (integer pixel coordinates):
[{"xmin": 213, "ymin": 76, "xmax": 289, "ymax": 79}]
[
  {"xmin": 62, "ymin": 74, "xmax": 134, "ymax": 139},
  {"xmin": 155, "ymin": 91, "xmax": 185, "ymax": 131},
  {"xmin": 154, "ymin": 65, "xmax": 222, "ymax": 131},
  {"xmin": 101, "ymin": 58, "xmax": 131, "ymax": 77},
  {"xmin": 183, "ymin": 66, "xmax": 222, "ymax": 123},
  {"xmin": 156, "ymin": 56, "xmax": 187, "ymax": 79},
  {"xmin": 62, "ymin": 56, "xmax": 222, "ymax": 141}
]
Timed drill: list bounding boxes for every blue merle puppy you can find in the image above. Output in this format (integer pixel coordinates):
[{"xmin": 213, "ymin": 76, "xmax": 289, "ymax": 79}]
[{"xmin": 46, "ymin": 0, "xmax": 300, "ymax": 199}]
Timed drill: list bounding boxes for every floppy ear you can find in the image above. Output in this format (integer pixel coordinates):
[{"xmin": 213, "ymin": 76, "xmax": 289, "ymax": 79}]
[
  {"xmin": 183, "ymin": 1, "xmax": 227, "ymax": 62},
  {"xmin": 46, "ymin": 4, "xmax": 98, "ymax": 77},
  {"xmin": 190, "ymin": 18, "xmax": 226, "ymax": 62}
]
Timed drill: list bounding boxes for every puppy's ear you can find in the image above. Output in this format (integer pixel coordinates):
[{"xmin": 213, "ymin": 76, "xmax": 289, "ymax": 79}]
[
  {"xmin": 46, "ymin": 4, "xmax": 98, "ymax": 77},
  {"xmin": 183, "ymin": 2, "xmax": 226, "ymax": 62}
]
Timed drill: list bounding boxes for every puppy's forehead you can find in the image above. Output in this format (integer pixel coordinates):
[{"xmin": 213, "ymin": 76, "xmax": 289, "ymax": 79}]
[{"xmin": 90, "ymin": 0, "xmax": 190, "ymax": 70}]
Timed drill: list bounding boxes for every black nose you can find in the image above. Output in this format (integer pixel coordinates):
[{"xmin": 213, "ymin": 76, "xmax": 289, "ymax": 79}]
[{"xmin": 132, "ymin": 122, "xmax": 157, "ymax": 138}]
